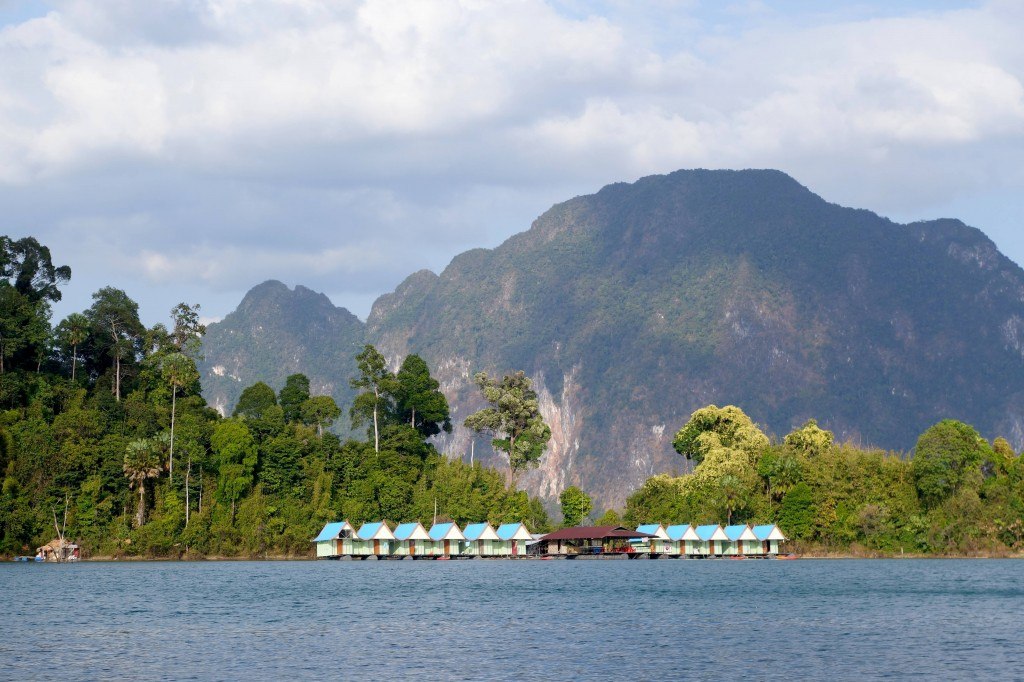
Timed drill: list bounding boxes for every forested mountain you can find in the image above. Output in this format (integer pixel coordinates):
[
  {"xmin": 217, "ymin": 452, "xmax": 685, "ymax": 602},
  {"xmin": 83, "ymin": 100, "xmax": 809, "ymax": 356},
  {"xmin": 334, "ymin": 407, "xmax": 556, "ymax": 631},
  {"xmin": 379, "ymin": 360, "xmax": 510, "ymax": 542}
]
[{"xmin": 202, "ymin": 169, "xmax": 1024, "ymax": 509}]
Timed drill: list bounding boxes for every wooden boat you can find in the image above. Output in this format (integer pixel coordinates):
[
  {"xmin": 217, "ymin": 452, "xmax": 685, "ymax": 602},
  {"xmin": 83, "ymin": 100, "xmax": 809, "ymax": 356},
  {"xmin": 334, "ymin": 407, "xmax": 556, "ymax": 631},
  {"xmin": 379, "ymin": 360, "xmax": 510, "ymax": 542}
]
[{"xmin": 775, "ymin": 554, "xmax": 799, "ymax": 560}]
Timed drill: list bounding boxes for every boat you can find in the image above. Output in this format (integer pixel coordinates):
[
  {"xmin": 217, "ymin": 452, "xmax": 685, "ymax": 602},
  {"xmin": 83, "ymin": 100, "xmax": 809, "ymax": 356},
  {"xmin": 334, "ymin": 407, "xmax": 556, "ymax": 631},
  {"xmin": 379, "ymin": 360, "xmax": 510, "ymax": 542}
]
[{"xmin": 775, "ymin": 554, "xmax": 799, "ymax": 560}]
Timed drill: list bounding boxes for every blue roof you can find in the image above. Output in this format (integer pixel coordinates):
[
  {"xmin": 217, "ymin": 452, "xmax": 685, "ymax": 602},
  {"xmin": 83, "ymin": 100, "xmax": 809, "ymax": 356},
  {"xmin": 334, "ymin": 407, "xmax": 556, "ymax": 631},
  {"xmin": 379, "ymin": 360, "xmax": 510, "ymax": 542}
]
[
  {"xmin": 495, "ymin": 523, "xmax": 526, "ymax": 540},
  {"xmin": 635, "ymin": 524, "xmax": 662, "ymax": 535},
  {"xmin": 429, "ymin": 522, "xmax": 455, "ymax": 541},
  {"xmin": 463, "ymin": 523, "xmax": 487, "ymax": 541},
  {"xmin": 665, "ymin": 524, "xmax": 692, "ymax": 541},
  {"xmin": 313, "ymin": 521, "xmax": 348, "ymax": 542},
  {"xmin": 357, "ymin": 522, "xmax": 384, "ymax": 540},
  {"xmin": 752, "ymin": 524, "xmax": 781, "ymax": 541},
  {"xmin": 393, "ymin": 523, "xmax": 420, "ymax": 541},
  {"xmin": 695, "ymin": 525, "xmax": 721, "ymax": 541},
  {"xmin": 724, "ymin": 525, "xmax": 749, "ymax": 541}
]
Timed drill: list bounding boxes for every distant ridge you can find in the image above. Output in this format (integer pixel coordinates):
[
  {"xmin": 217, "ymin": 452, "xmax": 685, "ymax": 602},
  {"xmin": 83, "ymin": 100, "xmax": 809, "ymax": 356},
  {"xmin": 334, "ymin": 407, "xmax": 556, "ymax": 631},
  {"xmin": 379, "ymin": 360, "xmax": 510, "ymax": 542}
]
[{"xmin": 201, "ymin": 169, "xmax": 1024, "ymax": 507}]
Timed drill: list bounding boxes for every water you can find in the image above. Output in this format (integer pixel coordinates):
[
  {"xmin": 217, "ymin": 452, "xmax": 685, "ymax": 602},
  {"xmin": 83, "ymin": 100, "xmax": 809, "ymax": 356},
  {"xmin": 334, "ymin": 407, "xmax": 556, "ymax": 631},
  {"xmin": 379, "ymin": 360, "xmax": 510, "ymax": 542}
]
[{"xmin": 1, "ymin": 559, "xmax": 1022, "ymax": 680}]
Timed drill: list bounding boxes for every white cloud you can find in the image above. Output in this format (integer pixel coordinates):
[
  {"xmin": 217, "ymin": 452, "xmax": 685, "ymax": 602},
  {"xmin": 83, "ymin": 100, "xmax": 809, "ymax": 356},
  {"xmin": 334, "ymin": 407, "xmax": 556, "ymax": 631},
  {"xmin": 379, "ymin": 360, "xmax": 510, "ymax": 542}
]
[{"xmin": 0, "ymin": 0, "xmax": 1022, "ymax": 324}]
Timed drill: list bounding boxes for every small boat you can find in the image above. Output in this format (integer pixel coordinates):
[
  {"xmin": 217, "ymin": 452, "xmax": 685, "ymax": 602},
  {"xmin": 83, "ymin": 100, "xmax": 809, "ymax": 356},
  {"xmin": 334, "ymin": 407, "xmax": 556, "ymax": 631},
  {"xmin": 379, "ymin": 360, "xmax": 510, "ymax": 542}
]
[
  {"xmin": 775, "ymin": 554, "xmax": 799, "ymax": 560},
  {"xmin": 728, "ymin": 556, "xmax": 746, "ymax": 560}
]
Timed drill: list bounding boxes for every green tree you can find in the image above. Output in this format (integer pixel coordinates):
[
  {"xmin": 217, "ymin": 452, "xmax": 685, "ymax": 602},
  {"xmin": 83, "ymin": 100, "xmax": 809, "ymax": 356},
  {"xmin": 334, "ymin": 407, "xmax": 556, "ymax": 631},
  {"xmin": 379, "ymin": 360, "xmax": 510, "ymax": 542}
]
[
  {"xmin": 86, "ymin": 287, "xmax": 144, "ymax": 401},
  {"xmin": 784, "ymin": 419, "xmax": 834, "ymax": 458},
  {"xmin": 55, "ymin": 313, "xmax": 90, "ymax": 381},
  {"xmin": 162, "ymin": 352, "xmax": 199, "ymax": 482},
  {"xmin": 350, "ymin": 345, "xmax": 397, "ymax": 453},
  {"xmin": 212, "ymin": 420, "xmax": 258, "ymax": 522},
  {"xmin": 559, "ymin": 485, "xmax": 592, "ymax": 527},
  {"xmin": 278, "ymin": 373, "xmax": 311, "ymax": 424},
  {"xmin": 169, "ymin": 302, "xmax": 206, "ymax": 356},
  {"xmin": 595, "ymin": 508, "xmax": 623, "ymax": 526},
  {"xmin": 393, "ymin": 354, "xmax": 452, "ymax": 438},
  {"xmin": 464, "ymin": 370, "xmax": 551, "ymax": 487},
  {"xmin": 778, "ymin": 482, "xmax": 814, "ymax": 539},
  {"xmin": 233, "ymin": 382, "xmax": 278, "ymax": 420},
  {"xmin": 672, "ymin": 405, "xmax": 769, "ymax": 465},
  {"xmin": 912, "ymin": 419, "xmax": 989, "ymax": 508},
  {"xmin": 301, "ymin": 395, "xmax": 341, "ymax": 437},
  {"xmin": 124, "ymin": 437, "xmax": 164, "ymax": 527},
  {"xmin": 0, "ymin": 236, "xmax": 71, "ymax": 304}
]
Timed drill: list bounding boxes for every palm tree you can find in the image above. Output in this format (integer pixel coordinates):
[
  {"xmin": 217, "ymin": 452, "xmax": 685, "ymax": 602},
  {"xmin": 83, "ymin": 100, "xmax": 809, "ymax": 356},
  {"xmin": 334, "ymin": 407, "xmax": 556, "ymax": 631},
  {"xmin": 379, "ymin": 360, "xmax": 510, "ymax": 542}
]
[
  {"xmin": 57, "ymin": 313, "xmax": 89, "ymax": 381},
  {"xmin": 161, "ymin": 353, "xmax": 198, "ymax": 483},
  {"xmin": 718, "ymin": 474, "xmax": 746, "ymax": 525},
  {"xmin": 124, "ymin": 438, "xmax": 163, "ymax": 527}
]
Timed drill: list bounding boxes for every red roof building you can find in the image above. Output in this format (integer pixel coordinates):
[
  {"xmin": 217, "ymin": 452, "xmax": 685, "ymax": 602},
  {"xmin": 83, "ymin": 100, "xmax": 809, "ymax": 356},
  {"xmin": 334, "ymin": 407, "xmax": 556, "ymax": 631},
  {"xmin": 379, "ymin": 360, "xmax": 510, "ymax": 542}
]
[{"xmin": 537, "ymin": 526, "xmax": 655, "ymax": 556}]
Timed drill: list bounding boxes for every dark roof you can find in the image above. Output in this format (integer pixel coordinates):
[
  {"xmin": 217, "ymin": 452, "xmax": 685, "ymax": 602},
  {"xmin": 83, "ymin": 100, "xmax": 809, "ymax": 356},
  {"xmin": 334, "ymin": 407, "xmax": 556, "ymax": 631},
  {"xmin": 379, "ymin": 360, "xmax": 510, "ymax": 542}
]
[{"xmin": 540, "ymin": 526, "xmax": 655, "ymax": 541}]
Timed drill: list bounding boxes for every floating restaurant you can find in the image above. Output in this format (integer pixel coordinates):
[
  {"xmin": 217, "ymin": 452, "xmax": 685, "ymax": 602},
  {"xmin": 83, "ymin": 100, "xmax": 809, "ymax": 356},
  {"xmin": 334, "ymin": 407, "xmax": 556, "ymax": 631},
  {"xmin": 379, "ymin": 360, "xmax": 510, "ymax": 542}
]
[{"xmin": 312, "ymin": 520, "xmax": 787, "ymax": 559}]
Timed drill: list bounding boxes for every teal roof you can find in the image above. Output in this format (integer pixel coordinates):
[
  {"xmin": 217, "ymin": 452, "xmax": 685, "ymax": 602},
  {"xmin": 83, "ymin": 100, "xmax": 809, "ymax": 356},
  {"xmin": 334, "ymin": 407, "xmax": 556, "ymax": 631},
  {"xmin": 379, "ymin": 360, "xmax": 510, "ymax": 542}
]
[
  {"xmin": 313, "ymin": 521, "xmax": 348, "ymax": 542},
  {"xmin": 665, "ymin": 524, "xmax": 692, "ymax": 541},
  {"xmin": 463, "ymin": 523, "xmax": 488, "ymax": 541},
  {"xmin": 636, "ymin": 524, "xmax": 662, "ymax": 535},
  {"xmin": 393, "ymin": 523, "xmax": 420, "ymax": 541},
  {"xmin": 695, "ymin": 525, "xmax": 720, "ymax": 541},
  {"xmin": 724, "ymin": 525, "xmax": 749, "ymax": 541},
  {"xmin": 429, "ymin": 522, "xmax": 455, "ymax": 541},
  {"xmin": 357, "ymin": 522, "xmax": 385, "ymax": 540},
  {"xmin": 496, "ymin": 523, "xmax": 527, "ymax": 540},
  {"xmin": 753, "ymin": 524, "xmax": 785, "ymax": 541}
]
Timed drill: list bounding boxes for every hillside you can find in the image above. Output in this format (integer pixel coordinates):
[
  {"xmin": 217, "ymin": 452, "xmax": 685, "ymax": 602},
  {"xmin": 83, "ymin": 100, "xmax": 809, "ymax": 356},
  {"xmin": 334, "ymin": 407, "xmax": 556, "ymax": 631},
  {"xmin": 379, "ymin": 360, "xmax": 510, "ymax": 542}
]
[{"xmin": 202, "ymin": 170, "xmax": 1024, "ymax": 508}]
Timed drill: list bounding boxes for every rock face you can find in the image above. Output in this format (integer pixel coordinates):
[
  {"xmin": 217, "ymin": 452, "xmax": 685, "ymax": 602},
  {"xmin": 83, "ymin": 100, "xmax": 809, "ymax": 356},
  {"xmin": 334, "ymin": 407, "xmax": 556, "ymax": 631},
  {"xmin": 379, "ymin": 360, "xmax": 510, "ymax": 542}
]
[
  {"xmin": 198, "ymin": 280, "xmax": 365, "ymax": 418},
  {"xmin": 202, "ymin": 169, "xmax": 1024, "ymax": 509}
]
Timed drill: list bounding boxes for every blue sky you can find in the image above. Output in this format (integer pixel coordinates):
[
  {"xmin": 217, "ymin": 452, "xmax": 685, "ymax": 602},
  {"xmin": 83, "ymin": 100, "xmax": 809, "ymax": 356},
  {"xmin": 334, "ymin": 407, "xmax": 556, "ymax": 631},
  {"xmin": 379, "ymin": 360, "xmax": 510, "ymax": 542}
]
[{"xmin": 0, "ymin": 0, "xmax": 1020, "ymax": 325}]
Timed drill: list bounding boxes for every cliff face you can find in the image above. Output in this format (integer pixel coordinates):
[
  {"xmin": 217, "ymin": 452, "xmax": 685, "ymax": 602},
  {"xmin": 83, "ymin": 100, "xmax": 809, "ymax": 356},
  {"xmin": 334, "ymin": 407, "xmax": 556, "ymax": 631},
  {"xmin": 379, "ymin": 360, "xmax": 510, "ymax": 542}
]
[{"xmin": 203, "ymin": 169, "xmax": 1024, "ymax": 509}]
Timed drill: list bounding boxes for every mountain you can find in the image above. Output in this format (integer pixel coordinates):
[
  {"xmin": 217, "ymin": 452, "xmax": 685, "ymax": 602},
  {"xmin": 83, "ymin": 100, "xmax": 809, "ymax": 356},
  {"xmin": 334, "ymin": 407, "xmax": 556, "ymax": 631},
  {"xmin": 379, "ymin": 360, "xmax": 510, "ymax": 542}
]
[
  {"xmin": 199, "ymin": 280, "xmax": 365, "ymax": 417},
  {"xmin": 202, "ymin": 170, "xmax": 1024, "ymax": 508}
]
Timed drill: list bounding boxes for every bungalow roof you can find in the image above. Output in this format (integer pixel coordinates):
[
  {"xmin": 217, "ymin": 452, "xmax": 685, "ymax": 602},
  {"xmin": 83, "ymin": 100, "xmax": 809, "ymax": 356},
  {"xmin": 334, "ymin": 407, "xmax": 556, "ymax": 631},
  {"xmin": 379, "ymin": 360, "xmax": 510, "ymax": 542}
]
[
  {"xmin": 462, "ymin": 523, "xmax": 500, "ymax": 541},
  {"xmin": 357, "ymin": 521, "xmax": 396, "ymax": 541},
  {"xmin": 635, "ymin": 524, "xmax": 670, "ymax": 540},
  {"xmin": 724, "ymin": 524, "xmax": 758, "ymax": 541},
  {"xmin": 753, "ymin": 524, "xmax": 788, "ymax": 541},
  {"xmin": 313, "ymin": 521, "xmax": 354, "ymax": 543},
  {"xmin": 695, "ymin": 524, "xmax": 729, "ymax": 541},
  {"xmin": 428, "ymin": 522, "xmax": 467, "ymax": 541},
  {"xmin": 393, "ymin": 522, "xmax": 430, "ymax": 541},
  {"xmin": 540, "ymin": 526, "xmax": 655, "ymax": 541},
  {"xmin": 665, "ymin": 524, "xmax": 699, "ymax": 541},
  {"xmin": 495, "ymin": 522, "xmax": 532, "ymax": 541}
]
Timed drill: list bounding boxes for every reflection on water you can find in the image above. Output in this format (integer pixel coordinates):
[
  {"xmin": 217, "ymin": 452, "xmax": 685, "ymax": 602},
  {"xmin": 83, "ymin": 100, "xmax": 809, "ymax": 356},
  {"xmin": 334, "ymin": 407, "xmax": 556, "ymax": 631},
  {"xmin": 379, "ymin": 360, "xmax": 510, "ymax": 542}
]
[{"xmin": 1, "ymin": 559, "xmax": 1022, "ymax": 680}]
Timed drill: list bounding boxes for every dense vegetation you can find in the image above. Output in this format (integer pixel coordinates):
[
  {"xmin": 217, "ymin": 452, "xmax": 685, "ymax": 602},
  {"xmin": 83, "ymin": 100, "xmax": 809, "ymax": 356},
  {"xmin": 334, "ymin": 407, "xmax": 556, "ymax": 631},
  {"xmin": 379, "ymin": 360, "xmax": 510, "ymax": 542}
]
[
  {"xmin": 0, "ymin": 238, "xmax": 548, "ymax": 558},
  {"xmin": 619, "ymin": 405, "xmax": 1024, "ymax": 555}
]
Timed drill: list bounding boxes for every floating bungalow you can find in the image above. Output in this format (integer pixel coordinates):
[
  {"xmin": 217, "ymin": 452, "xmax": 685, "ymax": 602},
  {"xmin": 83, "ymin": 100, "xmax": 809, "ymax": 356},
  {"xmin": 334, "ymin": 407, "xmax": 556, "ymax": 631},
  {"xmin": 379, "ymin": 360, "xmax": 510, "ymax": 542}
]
[
  {"xmin": 665, "ymin": 524, "xmax": 700, "ymax": 556},
  {"xmin": 355, "ymin": 521, "xmax": 397, "ymax": 557},
  {"xmin": 392, "ymin": 522, "xmax": 431, "ymax": 558},
  {"xmin": 723, "ymin": 524, "xmax": 760, "ymax": 556},
  {"xmin": 537, "ymin": 526, "xmax": 654, "ymax": 557},
  {"xmin": 634, "ymin": 524, "xmax": 672, "ymax": 555},
  {"xmin": 313, "ymin": 521, "xmax": 356, "ymax": 558},
  {"xmin": 428, "ymin": 522, "xmax": 467, "ymax": 556},
  {"xmin": 693, "ymin": 524, "xmax": 730, "ymax": 557},
  {"xmin": 462, "ymin": 523, "xmax": 501, "ymax": 557},
  {"xmin": 495, "ymin": 522, "xmax": 532, "ymax": 557},
  {"xmin": 753, "ymin": 524, "xmax": 787, "ymax": 555}
]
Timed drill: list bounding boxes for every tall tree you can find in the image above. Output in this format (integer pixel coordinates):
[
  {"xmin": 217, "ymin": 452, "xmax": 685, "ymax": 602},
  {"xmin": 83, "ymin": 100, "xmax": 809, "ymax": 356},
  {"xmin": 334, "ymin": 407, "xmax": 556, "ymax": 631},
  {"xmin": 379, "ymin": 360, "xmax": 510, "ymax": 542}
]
[
  {"xmin": 56, "ymin": 313, "xmax": 90, "ymax": 381},
  {"xmin": 233, "ymin": 382, "xmax": 278, "ymax": 420},
  {"xmin": 278, "ymin": 373, "xmax": 311, "ymax": 424},
  {"xmin": 0, "ymin": 236, "xmax": 71, "ymax": 304},
  {"xmin": 170, "ymin": 302, "xmax": 206, "ymax": 356},
  {"xmin": 162, "ymin": 352, "xmax": 199, "ymax": 483},
  {"xmin": 350, "ymin": 345, "xmax": 397, "ymax": 453},
  {"xmin": 301, "ymin": 395, "xmax": 341, "ymax": 437},
  {"xmin": 464, "ymin": 371, "xmax": 551, "ymax": 487},
  {"xmin": 124, "ymin": 437, "xmax": 163, "ymax": 528},
  {"xmin": 559, "ymin": 485, "xmax": 592, "ymax": 527},
  {"xmin": 212, "ymin": 420, "xmax": 258, "ymax": 522},
  {"xmin": 86, "ymin": 287, "xmax": 144, "ymax": 401},
  {"xmin": 912, "ymin": 419, "xmax": 989, "ymax": 508},
  {"xmin": 393, "ymin": 354, "xmax": 452, "ymax": 438},
  {"xmin": 672, "ymin": 405, "xmax": 769, "ymax": 465}
]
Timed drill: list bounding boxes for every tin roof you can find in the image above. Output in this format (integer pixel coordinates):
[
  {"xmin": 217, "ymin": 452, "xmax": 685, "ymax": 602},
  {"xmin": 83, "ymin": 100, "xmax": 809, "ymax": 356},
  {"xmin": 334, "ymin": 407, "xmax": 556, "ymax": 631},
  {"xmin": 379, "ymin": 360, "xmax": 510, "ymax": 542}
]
[
  {"xmin": 393, "ymin": 522, "xmax": 430, "ymax": 541},
  {"xmin": 313, "ymin": 521, "xmax": 353, "ymax": 542},
  {"xmin": 357, "ymin": 521, "xmax": 396, "ymax": 541},
  {"xmin": 635, "ymin": 524, "xmax": 670, "ymax": 540},
  {"xmin": 724, "ymin": 524, "xmax": 758, "ymax": 541},
  {"xmin": 462, "ymin": 523, "xmax": 500, "ymax": 541},
  {"xmin": 540, "ymin": 526, "xmax": 655, "ymax": 541},
  {"xmin": 428, "ymin": 522, "xmax": 467, "ymax": 541},
  {"xmin": 665, "ymin": 524, "xmax": 699, "ymax": 541},
  {"xmin": 695, "ymin": 524, "xmax": 729, "ymax": 541},
  {"xmin": 495, "ymin": 523, "xmax": 532, "ymax": 541},
  {"xmin": 752, "ymin": 524, "xmax": 788, "ymax": 541}
]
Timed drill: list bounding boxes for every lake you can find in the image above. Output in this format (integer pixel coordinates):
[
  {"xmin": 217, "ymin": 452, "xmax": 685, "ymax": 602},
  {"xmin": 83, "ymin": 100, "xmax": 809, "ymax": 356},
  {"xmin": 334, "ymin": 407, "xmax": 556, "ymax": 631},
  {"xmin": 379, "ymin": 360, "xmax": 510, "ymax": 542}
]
[{"xmin": 1, "ymin": 558, "xmax": 1021, "ymax": 680}]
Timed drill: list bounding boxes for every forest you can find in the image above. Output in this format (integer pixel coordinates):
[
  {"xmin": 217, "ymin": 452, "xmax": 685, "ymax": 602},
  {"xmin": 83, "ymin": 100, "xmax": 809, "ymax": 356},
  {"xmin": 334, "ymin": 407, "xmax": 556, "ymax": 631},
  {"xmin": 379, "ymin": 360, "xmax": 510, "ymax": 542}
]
[
  {"xmin": 2, "ymin": 234, "xmax": 1023, "ymax": 558},
  {"xmin": 0, "ymin": 236, "xmax": 548, "ymax": 558}
]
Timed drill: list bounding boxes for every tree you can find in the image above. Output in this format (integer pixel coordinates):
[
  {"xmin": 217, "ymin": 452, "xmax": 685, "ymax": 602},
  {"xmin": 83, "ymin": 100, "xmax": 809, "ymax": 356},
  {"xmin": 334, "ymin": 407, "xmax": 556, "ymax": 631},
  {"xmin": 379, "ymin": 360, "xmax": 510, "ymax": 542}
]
[
  {"xmin": 784, "ymin": 419, "xmax": 834, "ymax": 458},
  {"xmin": 278, "ymin": 374, "xmax": 310, "ymax": 424},
  {"xmin": 301, "ymin": 395, "xmax": 341, "ymax": 437},
  {"xmin": 350, "ymin": 345, "xmax": 398, "ymax": 453},
  {"xmin": 717, "ymin": 474, "xmax": 746, "ymax": 525},
  {"xmin": 170, "ymin": 302, "xmax": 206, "ymax": 356},
  {"xmin": 912, "ymin": 420, "xmax": 989, "ymax": 508},
  {"xmin": 464, "ymin": 371, "xmax": 551, "ymax": 487},
  {"xmin": 0, "ymin": 236, "xmax": 71, "ymax": 304},
  {"xmin": 559, "ymin": 485, "xmax": 592, "ymax": 527},
  {"xmin": 673, "ymin": 405, "xmax": 769, "ymax": 465},
  {"xmin": 393, "ymin": 354, "xmax": 452, "ymax": 438},
  {"xmin": 778, "ymin": 482, "xmax": 814, "ymax": 539},
  {"xmin": 124, "ymin": 437, "xmax": 163, "ymax": 527},
  {"xmin": 86, "ymin": 287, "xmax": 144, "ymax": 401},
  {"xmin": 56, "ymin": 313, "xmax": 90, "ymax": 381},
  {"xmin": 162, "ymin": 352, "xmax": 199, "ymax": 482},
  {"xmin": 212, "ymin": 420, "xmax": 258, "ymax": 522},
  {"xmin": 233, "ymin": 382, "xmax": 278, "ymax": 420}
]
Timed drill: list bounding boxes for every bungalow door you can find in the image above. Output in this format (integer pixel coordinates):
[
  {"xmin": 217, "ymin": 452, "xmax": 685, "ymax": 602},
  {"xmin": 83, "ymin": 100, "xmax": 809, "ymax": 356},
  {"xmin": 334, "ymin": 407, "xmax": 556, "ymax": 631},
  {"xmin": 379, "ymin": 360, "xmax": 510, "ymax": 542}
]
[
  {"xmin": 443, "ymin": 539, "xmax": 450, "ymax": 555},
  {"xmin": 709, "ymin": 540, "xmax": 715, "ymax": 556},
  {"xmin": 512, "ymin": 541, "xmax": 518, "ymax": 556},
  {"xmin": 410, "ymin": 541, "xmax": 416, "ymax": 556},
  {"xmin": 373, "ymin": 539, "xmax": 380, "ymax": 555}
]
